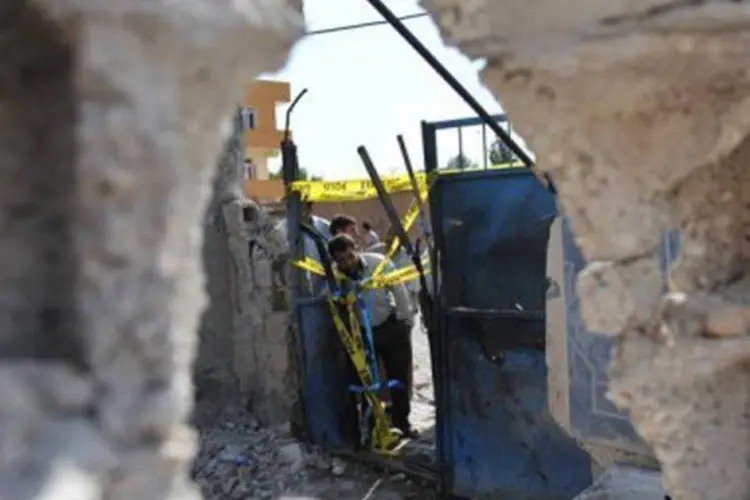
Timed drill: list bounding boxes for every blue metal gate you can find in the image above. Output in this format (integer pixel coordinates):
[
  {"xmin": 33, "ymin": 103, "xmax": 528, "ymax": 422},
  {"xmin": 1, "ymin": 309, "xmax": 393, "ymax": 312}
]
[
  {"xmin": 285, "ymin": 111, "xmax": 681, "ymax": 497},
  {"xmin": 423, "ymin": 116, "xmax": 592, "ymax": 498}
]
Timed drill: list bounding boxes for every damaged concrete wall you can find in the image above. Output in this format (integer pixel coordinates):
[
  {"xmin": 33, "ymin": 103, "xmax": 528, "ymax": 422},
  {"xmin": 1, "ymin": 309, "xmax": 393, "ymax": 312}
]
[
  {"xmin": 421, "ymin": 1, "xmax": 750, "ymax": 499},
  {"xmin": 196, "ymin": 114, "xmax": 245, "ymax": 401},
  {"xmin": 197, "ymin": 110, "xmax": 296, "ymax": 426},
  {"xmin": 226, "ymin": 197, "xmax": 297, "ymax": 426},
  {"xmin": 0, "ymin": 0, "xmax": 303, "ymax": 499}
]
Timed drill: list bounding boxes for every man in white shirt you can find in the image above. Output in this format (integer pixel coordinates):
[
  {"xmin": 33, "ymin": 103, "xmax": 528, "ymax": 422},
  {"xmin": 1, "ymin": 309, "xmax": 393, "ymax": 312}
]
[
  {"xmin": 327, "ymin": 233, "xmax": 418, "ymax": 438},
  {"xmin": 276, "ymin": 201, "xmax": 330, "ymax": 255},
  {"xmin": 368, "ymin": 231, "xmax": 419, "ymax": 316},
  {"xmin": 303, "ymin": 201, "xmax": 331, "ymax": 251},
  {"xmin": 362, "ymin": 220, "xmax": 380, "ymax": 248},
  {"xmin": 276, "ymin": 201, "xmax": 331, "ymax": 294}
]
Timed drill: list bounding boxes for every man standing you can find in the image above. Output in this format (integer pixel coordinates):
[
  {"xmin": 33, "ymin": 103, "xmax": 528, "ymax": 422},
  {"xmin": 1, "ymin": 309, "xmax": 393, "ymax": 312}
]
[
  {"xmin": 362, "ymin": 220, "xmax": 380, "ymax": 247},
  {"xmin": 275, "ymin": 201, "xmax": 330, "ymax": 294},
  {"xmin": 301, "ymin": 202, "xmax": 330, "ymax": 294},
  {"xmin": 330, "ymin": 214, "xmax": 360, "ymax": 243},
  {"xmin": 327, "ymin": 233, "xmax": 418, "ymax": 438},
  {"xmin": 302, "ymin": 201, "xmax": 330, "ymax": 246},
  {"xmin": 276, "ymin": 200, "xmax": 331, "ymax": 258}
]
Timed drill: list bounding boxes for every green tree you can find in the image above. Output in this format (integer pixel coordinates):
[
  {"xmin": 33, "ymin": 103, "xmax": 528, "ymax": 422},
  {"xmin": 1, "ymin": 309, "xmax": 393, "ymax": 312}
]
[
  {"xmin": 268, "ymin": 166, "xmax": 322, "ymax": 181},
  {"xmin": 489, "ymin": 138, "xmax": 516, "ymax": 165},
  {"xmin": 444, "ymin": 153, "xmax": 477, "ymax": 170}
]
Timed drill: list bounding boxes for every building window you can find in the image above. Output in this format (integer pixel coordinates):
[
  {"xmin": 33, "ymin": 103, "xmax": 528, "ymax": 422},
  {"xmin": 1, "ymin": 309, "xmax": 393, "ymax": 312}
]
[
  {"xmin": 244, "ymin": 159, "xmax": 254, "ymax": 180},
  {"xmin": 240, "ymin": 107, "xmax": 256, "ymax": 130}
]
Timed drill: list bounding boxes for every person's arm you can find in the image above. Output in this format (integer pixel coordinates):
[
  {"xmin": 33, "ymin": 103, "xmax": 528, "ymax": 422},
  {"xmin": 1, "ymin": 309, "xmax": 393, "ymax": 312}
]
[{"xmin": 385, "ymin": 260, "xmax": 414, "ymax": 324}]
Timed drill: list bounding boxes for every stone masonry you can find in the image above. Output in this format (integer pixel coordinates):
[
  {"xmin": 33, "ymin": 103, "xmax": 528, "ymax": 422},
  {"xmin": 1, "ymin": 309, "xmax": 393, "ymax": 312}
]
[{"xmin": 197, "ymin": 110, "xmax": 296, "ymax": 426}]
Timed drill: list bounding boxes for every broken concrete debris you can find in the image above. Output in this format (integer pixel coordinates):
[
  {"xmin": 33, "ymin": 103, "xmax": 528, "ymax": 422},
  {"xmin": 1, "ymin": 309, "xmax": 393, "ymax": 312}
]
[{"xmin": 191, "ymin": 404, "xmax": 433, "ymax": 499}]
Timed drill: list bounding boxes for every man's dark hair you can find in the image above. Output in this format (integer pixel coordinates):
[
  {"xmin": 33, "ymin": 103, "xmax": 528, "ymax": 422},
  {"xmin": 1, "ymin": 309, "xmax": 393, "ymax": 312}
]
[
  {"xmin": 327, "ymin": 233, "xmax": 356, "ymax": 256},
  {"xmin": 330, "ymin": 214, "xmax": 356, "ymax": 235},
  {"xmin": 362, "ymin": 220, "xmax": 372, "ymax": 231}
]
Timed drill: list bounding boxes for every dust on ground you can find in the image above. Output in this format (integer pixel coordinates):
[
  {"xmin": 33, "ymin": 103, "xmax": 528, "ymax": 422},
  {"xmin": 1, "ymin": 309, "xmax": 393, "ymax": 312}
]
[{"xmin": 192, "ymin": 315, "xmax": 437, "ymax": 500}]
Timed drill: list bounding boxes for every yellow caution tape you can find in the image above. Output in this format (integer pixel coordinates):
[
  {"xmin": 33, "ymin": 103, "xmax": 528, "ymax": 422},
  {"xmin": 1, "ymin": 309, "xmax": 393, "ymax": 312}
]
[
  {"xmin": 290, "ymin": 162, "xmax": 522, "ymax": 273},
  {"xmin": 289, "ymin": 161, "xmax": 525, "ymax": 203},
  {"xmin": 364, "ymin": 260, "xmax": 429, "ymax": 289},
  {"xmin": 327, "ymin": 294, "xmax": 402, "ymax": 454},
  {"xmin": 364, "ymin": 265, "xmax": 428, "ymax": 288},
  {"xmin": 291, "ymin": 257, "xmax": 429, "ymax": 289},
  {"xmin": 291, "ymin": 177, "xmax": 432, "ymax": 287},
  {"xmin": 287, "ymin": 159, "xmax": 525, "ymax": 454},
  {"xmin": 292, "ymin": 161, "xmax": 523, "ymax": 281},
  {"xmin": 293, "ymin": 256, "xmax": 327, "ymax": 277},
  {"xmin": 372, "ymin": 185, "xmax": 432, "ymax": 279},
  {"xmin": 291, "ymin": 174, "xmax": 429, "ymax": 203}
]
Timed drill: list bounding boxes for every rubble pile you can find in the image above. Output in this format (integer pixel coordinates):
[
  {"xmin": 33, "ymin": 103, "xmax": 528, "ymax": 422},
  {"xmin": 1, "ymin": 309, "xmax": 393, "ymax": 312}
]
[
  {"xmin": 192, "ymin": 405, "xmax": 301, "ymax": 499},
  {"xmin": 191, "ymin": 404, "xmax": 433, "ymax": 499}
]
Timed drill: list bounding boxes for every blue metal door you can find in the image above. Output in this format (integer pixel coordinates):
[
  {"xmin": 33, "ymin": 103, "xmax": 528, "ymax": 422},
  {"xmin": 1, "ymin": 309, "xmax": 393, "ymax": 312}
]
[
  {"xmin": 284, "ymin": 187, "xmax": 353, "ymax": 452},
  {"xmin": 423, "ymin": 117, "xmax": 592, "ymax": 499}
]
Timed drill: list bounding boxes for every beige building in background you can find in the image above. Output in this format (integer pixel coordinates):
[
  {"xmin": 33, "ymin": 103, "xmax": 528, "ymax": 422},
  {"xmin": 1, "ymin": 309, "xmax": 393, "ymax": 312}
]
[
  {"xmin": 243, "ymin": 79, "xmax": 290, "ymax": 181},
  {"xmin": 243, "ymin": 79, "xmax": 289, "ymax": 204}
]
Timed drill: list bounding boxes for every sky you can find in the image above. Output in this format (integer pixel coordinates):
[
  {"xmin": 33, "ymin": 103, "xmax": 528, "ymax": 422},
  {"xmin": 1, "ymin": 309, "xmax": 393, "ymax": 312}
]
[{"xmin": 261, "ymin": 0, "xmax": 532, "ymax": 180}]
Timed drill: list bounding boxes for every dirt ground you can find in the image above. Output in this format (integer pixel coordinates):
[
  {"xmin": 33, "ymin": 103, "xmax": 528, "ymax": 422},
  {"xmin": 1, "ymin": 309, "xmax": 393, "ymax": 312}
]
[{"xmin": 192, "ymin": 313, "xmax": 437, "ymax": 500}]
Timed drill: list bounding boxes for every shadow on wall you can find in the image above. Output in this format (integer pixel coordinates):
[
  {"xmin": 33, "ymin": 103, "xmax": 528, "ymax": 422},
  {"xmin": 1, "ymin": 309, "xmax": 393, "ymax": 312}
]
[
  {"xmin": 195, "ymin": 202, "xmax": 241, "ymax": 402},
  {"xmin": 195, "ymin": 113, "xmax": 246, "ymax": 403}
]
